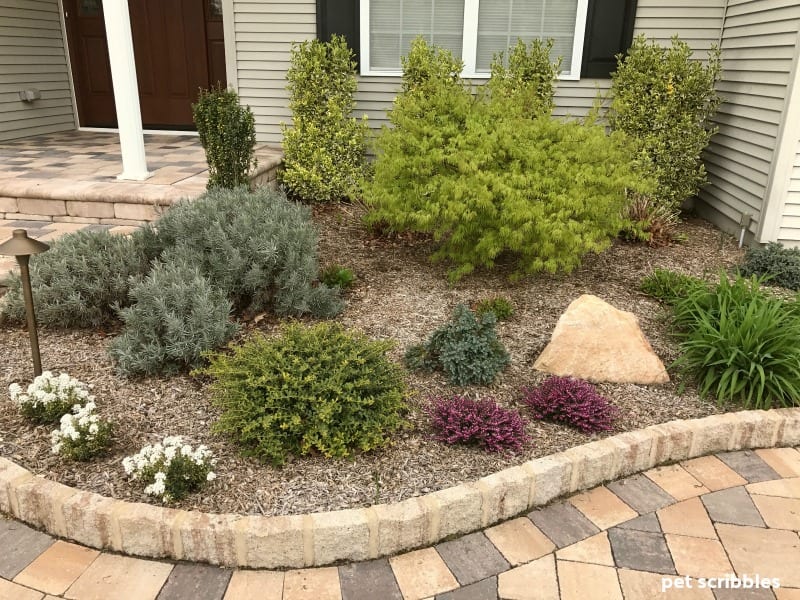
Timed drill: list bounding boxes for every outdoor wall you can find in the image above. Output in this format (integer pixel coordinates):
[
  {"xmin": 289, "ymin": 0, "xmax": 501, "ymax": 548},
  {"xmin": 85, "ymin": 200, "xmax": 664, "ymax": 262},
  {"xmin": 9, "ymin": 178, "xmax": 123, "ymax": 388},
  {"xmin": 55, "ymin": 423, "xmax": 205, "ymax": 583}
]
[
  {"xmin": 230, "ymin": 0, "xmax": 726, "ymax": 145},
  {"xmin": 775, "ymin": 139, "xmax": 800, "ymax": 244},
  {"xmin": 0, "ymin": 0, "xmax": 75, "ymax": 142},
  {"xmin": 697, "ymin": 0, "xmax": 800, "ymax": 240}
]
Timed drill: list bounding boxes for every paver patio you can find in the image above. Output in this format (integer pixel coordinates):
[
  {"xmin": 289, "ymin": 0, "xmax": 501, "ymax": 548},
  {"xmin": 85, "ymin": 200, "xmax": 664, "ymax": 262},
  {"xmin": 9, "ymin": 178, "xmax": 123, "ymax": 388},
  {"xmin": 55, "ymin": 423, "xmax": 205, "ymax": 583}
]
[{"xmin": 0, "ymin": 448, "xmax": 798, "ymax": 599}]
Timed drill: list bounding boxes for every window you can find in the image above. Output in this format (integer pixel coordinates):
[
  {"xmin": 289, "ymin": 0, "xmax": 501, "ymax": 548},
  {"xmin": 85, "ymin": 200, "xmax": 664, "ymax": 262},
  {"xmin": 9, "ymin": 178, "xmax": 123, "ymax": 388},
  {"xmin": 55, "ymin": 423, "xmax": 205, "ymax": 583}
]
[{"xmin": 360, "ymin": 0, "xmax": 589, "ymax": 80}]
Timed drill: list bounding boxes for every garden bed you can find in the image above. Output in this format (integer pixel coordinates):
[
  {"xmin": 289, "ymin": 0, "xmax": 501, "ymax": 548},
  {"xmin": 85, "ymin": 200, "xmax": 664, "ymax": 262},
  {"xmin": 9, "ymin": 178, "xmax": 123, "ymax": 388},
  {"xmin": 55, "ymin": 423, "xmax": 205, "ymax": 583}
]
[{"xmin": 0, "ymin": 205, "xmax": 744, "ymax": 516}]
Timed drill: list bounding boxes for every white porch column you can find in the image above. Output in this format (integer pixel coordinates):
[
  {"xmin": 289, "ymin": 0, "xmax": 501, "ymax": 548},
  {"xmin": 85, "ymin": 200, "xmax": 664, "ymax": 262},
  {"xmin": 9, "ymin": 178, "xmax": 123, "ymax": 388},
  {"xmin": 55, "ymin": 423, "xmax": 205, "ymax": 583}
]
[{"xmin": 101, "ymin": 0, "xmax": 150, "ymax": 180}]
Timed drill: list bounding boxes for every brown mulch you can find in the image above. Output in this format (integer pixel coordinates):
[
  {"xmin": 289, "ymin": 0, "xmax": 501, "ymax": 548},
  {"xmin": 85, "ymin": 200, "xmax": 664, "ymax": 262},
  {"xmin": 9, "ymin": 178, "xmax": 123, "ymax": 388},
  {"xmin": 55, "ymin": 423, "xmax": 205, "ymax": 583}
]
[{"xmin": 0, "ymin": 205, "xmax": 744, "ymax": 515}]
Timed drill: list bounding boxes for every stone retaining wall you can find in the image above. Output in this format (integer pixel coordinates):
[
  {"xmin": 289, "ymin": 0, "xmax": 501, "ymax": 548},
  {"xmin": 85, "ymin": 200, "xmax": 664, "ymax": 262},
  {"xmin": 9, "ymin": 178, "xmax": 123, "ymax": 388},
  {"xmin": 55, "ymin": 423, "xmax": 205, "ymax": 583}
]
[{"xmin": 1, "ymin": 409, "xmax": 798, "ymax": 569}]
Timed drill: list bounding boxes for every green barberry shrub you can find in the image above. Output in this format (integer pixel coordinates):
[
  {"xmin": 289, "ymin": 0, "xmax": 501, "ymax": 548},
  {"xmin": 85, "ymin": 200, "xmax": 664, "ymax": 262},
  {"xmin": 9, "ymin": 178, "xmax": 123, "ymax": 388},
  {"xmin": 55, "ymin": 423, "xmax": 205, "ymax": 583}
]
[
  {"xmin": 671, "ymin": 274, "xmax": 800, "ymax": 408},
  {"xmin": 487, "ymin": 38, "xmax": 561, "ymax": 118},
  {"xmin": 405, "ymin": 304, "xmax": 510, "ymax": 386},
  {"xmin": 640, "ymin": 269, "xmax": 708, "ymax": 305},
  {"xmin": 148, "ymin": 186, "xmax": 343, "ymax": 317},
  {"xmin": 320, "ymin": 264, "xmax": 355, "ymax": 289},
  {"xmin": 109, "ymin": 260, "xmax": 239, "ymax": 376},
  {"xmin": 739, "ymin": 242, "xmax": 800, "ymax": 291},
  {"xmin": 280, "ymin": 35, "xmax": 368, "ymax": 202},
  {"xmin": 364, "ymin": 38, "xmax": 647, "ymax": 281},
  {"xmin": 192, "ymin": 85, "xmax": 257, "ymax": 189},
  {"xmin": 202, "ymin": 323, "xmax": 407, "ymax": 466},
  {"xmin": 475, "ymin": 296, "xmax": 514, "ymax": 321},
  {"xmin": 609, "ymin": 35, "xmax": 722, "ymax": 210},
  {"xmin": 0, "ymin": 229, "xmax": 154, "ymax": 328}
]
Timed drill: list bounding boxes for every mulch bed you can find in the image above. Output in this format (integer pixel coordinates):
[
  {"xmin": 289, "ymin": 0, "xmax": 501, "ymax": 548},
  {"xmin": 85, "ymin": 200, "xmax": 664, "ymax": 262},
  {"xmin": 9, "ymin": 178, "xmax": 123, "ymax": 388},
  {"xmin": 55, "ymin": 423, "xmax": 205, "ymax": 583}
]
[{"xmin": 0, "ymin": 205, "xmax": 744, "ymax": 515}]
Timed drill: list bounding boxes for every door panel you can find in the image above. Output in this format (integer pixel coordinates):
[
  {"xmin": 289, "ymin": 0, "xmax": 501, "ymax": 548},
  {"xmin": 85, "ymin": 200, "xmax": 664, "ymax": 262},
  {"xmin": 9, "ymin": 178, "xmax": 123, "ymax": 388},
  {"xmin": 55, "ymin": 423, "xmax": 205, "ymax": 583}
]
[{"xmin": 65, "ymin": 0, "xmax": 225, "ymax": 129}]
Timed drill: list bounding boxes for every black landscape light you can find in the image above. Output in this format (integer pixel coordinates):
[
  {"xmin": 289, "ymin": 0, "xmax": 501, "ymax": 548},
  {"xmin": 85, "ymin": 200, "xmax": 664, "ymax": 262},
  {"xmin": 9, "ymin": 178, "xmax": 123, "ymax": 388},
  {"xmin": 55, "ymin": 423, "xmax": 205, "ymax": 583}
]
[{"xmin": 0, "ymin": 229, "xmax": 49, "ymax": 376}]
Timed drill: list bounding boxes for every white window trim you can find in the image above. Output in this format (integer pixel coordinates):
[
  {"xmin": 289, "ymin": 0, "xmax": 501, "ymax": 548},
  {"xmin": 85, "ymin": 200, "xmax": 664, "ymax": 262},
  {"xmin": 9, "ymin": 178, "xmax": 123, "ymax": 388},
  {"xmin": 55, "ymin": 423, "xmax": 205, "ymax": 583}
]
[{"xmin": 359, "ymin": 0, "xmax": 589, "ymax": 81}]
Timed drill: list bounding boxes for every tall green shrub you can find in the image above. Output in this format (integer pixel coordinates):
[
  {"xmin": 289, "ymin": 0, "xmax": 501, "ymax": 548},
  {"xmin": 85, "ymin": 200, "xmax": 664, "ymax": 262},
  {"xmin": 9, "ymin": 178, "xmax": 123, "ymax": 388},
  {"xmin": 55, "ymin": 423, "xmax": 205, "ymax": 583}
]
[
  {"xmin": 609, "ymin": 35, "xmax": 722, "ymax": 209},
  {"xmin": 192, "ymin": 86, "xmax": 257, "ymax": 189},
  {"xmin": 280, "ymin": 35, "xmax": 368, "ymax": 202},
  {"xmin": 487, "ymin": 38, "xmax": 561, "ymax": 118}
]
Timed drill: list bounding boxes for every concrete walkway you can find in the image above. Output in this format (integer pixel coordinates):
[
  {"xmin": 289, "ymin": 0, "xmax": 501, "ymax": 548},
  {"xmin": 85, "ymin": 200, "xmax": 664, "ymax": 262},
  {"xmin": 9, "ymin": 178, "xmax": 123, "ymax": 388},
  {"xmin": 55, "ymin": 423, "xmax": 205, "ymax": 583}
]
[{"xmin": 1, "ymin": 448, "xmax": 799, "ymax": 600}]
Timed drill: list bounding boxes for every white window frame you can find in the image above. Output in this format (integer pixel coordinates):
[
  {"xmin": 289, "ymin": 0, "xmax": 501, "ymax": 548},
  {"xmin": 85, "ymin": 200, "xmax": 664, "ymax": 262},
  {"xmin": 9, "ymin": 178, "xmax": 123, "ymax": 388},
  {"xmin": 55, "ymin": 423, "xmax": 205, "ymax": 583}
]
[{"xmin": 359, "ymin": 0, "xmax": 589, "ymax": 81}]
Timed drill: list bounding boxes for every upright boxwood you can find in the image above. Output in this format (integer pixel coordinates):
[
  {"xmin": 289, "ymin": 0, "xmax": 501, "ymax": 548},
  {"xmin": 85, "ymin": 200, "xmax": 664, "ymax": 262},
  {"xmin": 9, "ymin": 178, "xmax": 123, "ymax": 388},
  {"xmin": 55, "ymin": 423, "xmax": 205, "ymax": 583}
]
[
  {"xmin": 280, "ymin": 35, "xmax": 368, "ymax": 202},
  {"xmin": 192, "ymin": 86, "xmax": 257, "ymax": 189}
]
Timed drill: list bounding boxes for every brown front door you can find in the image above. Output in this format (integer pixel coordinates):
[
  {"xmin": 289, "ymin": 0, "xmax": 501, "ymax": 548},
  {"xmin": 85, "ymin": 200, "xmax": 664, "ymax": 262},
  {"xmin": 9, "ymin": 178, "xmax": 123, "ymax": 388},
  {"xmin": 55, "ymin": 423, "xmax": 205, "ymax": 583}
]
[{"xmin": 65, "ymin": 0, "xmax": 226, "ymax": 129}]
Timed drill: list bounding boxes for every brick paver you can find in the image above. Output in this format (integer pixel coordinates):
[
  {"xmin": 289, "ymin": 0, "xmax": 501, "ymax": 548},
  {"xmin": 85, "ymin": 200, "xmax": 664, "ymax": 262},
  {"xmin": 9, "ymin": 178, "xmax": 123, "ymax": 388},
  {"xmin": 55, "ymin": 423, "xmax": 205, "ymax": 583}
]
[
  {"xmin": 1, "ymin": 447, "xmax": 798, "ymax": 599},
  {"xmin": 717, "ymin": 451, "xmax": 782, "ymax": 483},
  {"xmin": 755, "ymin": 448, "xmax": 800, "ymax": 478}
]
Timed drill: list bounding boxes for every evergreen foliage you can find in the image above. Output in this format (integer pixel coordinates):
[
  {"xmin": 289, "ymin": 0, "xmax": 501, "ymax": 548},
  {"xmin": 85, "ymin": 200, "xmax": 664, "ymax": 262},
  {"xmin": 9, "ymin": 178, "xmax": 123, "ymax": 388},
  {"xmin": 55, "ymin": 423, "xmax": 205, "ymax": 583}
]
[
  {"xmin": 281, "ymin": 35, "xmax": 368, "ymax": 202},
  {"xmin": 487, "ymin": 38, "xmax": 561, "ymax": 118},
  {"xmin": 609, "ymin": 35, "xmax": 722, "ymax": 210},
  {"xmin": 109, "ymin": 260, "xmax": 239, "ymax": 376},
  {"xmin": 475, "ymin": 296, "xmax": 515, "ymax": 321},
  {"xmin": 149, "ymin": 186, "xmax": 343, "ymax": 317},
  {"xmin": 523, "ymin": 377, "xmax": 619, "ymax": 433},
  {"xmin": 426, "ymin": 395, "xmax": 528, "ymax": 452},
  {"xmin": 192, "ymin": 85, "xmax": 257, "ymax": 189},
  {"xmin": 0, "ymin": 229, "xmax": 153, "ymax": 328},
  {"xmin": 739, "ymin": 242, "xmax": 800, "ymax": 291},
  {"xmin": 319, "ymin": 264, "xmax": 356, "ymax": 289},
  {"xmin": 202, "ymin": 323, "xmax": 407, "ymax": 466},
  {"xmin": 405, "ymin": 304, "xmax": 510, "ymax": 386},
  {"xmin": 364, "ymin": 38, "xmax": 647, "ymax": 281}
]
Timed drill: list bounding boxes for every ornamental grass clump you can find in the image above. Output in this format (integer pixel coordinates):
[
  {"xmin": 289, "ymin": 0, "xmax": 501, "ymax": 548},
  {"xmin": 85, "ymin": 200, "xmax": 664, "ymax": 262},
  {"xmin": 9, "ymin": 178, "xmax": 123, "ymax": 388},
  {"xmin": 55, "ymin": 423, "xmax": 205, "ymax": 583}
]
[
  {"xmin": 522, "ymin": 377, "xmax": 619, "ymax": 434},
  {"xmin": 640, "ymin": 269, "xmax": 709, "ymax": 305},
  {"xmin": 405, "ymin": 304, "xmax": 510, "ymax": 386},
  {"xmin": 426, "ymin": 395, "xmax": 528, "ymax": 453},
  {"xmin": 202, "ymin": 322, "xmax": 407, "ymax": 466},
  {"xmin": 122, "ymin": 436, "xmax": 216, "ymax": 502},
  {"xmin": 671, "ymin": 274, "xmax": 800, "ymax": 408},
  {"xmin": 50, "ymin": 401, "xmax": 112, "ymax": 461},
  {"xmin": 9, "ymin": 371, "xmax": 92, "ymax": 424}
]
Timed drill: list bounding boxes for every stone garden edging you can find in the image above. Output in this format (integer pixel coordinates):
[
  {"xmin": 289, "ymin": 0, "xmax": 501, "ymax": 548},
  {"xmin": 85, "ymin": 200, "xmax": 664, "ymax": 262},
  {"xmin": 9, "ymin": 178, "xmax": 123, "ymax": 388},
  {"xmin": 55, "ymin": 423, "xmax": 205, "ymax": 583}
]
[{"xmin": 1, "ymin": 408, "xmax": 798, "ymax": 569}]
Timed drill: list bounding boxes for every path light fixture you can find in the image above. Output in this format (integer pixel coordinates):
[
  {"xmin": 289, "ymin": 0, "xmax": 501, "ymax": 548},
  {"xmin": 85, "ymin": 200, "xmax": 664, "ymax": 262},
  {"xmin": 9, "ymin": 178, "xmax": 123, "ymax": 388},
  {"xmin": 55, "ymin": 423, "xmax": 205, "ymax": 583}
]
[{"xmin": 0, "ymin": 229, "xmax": 49, "ymax": 376}]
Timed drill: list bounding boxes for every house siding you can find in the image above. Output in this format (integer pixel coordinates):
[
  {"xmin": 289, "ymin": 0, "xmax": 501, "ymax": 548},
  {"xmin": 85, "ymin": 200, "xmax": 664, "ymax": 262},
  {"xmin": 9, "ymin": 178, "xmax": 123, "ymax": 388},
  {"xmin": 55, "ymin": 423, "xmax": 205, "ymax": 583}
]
[
  {"xmin": 776, "ymin": 140, "xmax": 800, "ymax": 244},
  {"xmin": 0, "ymin": 0, "xmax": 75, "ymax": 141},
  {"xmin": 697, "ymin": 0, "xmax": 800, "ymax": 238},
  {"xmin": 231, "ymin": 0, "xmax": 726, "ymax": 145}
]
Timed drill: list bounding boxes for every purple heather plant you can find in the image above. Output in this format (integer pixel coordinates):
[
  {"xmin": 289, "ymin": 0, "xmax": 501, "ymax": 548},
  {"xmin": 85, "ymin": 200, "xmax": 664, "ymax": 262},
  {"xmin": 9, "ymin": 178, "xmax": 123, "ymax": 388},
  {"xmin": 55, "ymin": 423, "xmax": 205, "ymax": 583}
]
[
  {"xmin": 426, "ymin": 395, "xmax": 529, "ymax": 453},
  {"xmin": 522, "ymin": 376, "xmax": 619, "ymax": 434}
]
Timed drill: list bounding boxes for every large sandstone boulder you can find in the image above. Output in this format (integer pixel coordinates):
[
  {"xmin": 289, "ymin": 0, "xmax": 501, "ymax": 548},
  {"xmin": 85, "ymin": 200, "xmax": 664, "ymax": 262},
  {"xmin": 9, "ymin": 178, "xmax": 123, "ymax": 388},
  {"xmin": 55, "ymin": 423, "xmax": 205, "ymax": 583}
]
[{"xmin": 534, "ymin": 294, "xmax": 669, "ymax": 385}]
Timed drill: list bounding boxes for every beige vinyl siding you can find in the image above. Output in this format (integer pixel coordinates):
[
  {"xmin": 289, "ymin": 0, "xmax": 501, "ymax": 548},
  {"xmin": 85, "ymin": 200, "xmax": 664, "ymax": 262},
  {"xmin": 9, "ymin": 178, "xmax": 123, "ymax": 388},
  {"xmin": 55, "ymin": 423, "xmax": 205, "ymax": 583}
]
[
  {"xmin": 232, "ymin": 0, "xmax": 726, "ymax": 144},
  {"xmin": 0, "ymin": 0, "xmax": 75, "ymax": 141},
  {"xmin": 776, "ymin": 141, "xmax": 800, "ymax": 243},
  {"xmin": 698, "ymin": 0, "xmax": 800, "ymax": 237}
]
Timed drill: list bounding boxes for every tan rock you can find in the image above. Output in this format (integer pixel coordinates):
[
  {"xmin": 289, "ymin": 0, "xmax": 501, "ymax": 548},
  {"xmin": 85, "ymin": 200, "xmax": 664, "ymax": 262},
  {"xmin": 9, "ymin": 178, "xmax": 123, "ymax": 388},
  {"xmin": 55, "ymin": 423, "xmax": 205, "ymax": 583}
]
[{"xmin": 534, "ymin": 294, "xmax": 669, "ymax": 384}]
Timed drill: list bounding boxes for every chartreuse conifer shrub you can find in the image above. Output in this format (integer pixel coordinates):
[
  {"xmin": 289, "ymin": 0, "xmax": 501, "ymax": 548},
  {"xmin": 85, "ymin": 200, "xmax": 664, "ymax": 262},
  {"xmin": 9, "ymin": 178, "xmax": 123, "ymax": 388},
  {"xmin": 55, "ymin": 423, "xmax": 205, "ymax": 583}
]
[
  {"xmin": 405, "ymin": 304, "xmax": 510, "ymax": 386},
  {"xmin": 192, "ymin": 85, "xmax": 256, "ymax": 189},
  {"xmin": 280, "ymin": 35, "xmax": 368, "ymax": 202},
  {"xmin": 202, "ymin": 323, "xmax": 406, "ymax": 466},
  {"xmin": 364, "ymin": 38, "xmax": 648, "ymax": 281},
  {"xmin": 0, "ymin": 229, "xmax": 155, "ymax": 328},
  {"xmin": 109, "ymin": 260, "xmax": 239, "ymax": 376},
  {"xmin": 609, "ymin": 35, "xmax": 722, "ymax": 211},
  {"xmin": 671, "ymin": 274, "xmax": 800, "ymax": 408}
]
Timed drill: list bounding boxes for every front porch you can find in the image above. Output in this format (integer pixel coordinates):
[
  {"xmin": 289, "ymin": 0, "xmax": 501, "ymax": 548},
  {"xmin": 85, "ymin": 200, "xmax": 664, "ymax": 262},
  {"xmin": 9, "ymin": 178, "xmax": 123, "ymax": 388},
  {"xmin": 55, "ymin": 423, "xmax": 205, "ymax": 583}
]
[{"xmin": 0, "ymin": 131, "xmax": 283, "ymax": 225}]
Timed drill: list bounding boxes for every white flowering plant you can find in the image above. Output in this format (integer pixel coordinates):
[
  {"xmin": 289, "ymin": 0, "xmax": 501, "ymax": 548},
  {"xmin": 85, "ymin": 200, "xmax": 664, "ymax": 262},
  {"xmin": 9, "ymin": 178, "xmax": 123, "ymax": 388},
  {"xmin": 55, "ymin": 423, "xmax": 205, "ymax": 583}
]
[
  {"xmin": 50, "ymin": 401, "xmax": 112, "ymax": 461},
  {"xmin": 9, "ymin": 371, "xmax": 92, "ymax": 423},
  {"xmin": 122, "ymin": 436, "xmax": 217, "ymax": 502}
]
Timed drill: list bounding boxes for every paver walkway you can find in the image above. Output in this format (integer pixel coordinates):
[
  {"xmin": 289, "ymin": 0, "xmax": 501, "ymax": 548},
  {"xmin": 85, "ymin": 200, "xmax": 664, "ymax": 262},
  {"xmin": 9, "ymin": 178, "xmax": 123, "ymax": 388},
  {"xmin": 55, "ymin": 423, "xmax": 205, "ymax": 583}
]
[{"xmin": 1, "ymin": 447, "xmax": 799, "ymax": 600}]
